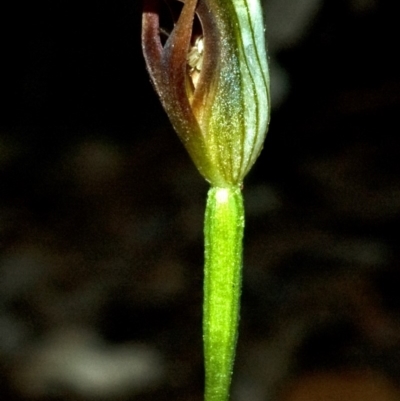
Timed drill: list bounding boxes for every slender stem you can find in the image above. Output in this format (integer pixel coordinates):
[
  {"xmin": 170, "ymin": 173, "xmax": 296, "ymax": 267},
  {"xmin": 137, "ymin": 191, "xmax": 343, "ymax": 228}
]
[{"xmin": 203, "ymin": 186, "xmax": 244, "ymax": 401}]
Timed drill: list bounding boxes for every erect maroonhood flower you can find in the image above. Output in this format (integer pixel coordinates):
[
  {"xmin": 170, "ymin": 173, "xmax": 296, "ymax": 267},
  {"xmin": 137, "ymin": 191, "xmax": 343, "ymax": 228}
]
[{"xmin": 142, "ymin": 0, "xmax": 270, "ymax": 187}]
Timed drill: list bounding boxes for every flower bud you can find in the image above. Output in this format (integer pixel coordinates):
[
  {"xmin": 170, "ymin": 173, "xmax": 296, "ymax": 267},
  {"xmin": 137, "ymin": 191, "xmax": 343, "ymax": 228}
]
[{"xmin": 142, "ymin": 0, "xmax": 270, "ymax": 187}]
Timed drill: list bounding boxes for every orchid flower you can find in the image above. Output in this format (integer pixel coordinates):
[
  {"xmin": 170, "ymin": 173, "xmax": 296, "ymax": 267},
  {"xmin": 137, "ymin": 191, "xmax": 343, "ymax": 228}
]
[
  {"xmin": 142, "ymin": 1, "xmax": 270, "ymax": 400},
  {"xmin": 142, "ymin": 0, "xmax": 270, "ymax": 187}
]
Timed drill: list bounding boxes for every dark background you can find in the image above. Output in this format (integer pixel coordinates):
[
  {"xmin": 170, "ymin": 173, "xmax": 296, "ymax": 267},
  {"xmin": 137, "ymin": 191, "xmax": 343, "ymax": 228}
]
[{"xmin": 1, "ymin": 0, "xmax": 400, "ymax": 400}]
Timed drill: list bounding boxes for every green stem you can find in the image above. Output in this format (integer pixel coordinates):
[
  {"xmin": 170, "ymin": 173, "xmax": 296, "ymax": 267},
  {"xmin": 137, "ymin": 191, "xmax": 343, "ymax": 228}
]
[{"xmin": 203, "ymin": 186, "xmax": 244, "ymax": 401}]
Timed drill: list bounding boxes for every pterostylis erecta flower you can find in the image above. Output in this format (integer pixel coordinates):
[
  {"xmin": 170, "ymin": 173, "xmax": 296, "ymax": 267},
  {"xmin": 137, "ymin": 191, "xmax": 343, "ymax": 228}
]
[
  {"xmin": 142, "ymin": 0, "xmax": 270, "ymax": 400},
  {"xmin": 142, "ymin": 0, "xmax": 270, "ymax": 187}
]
